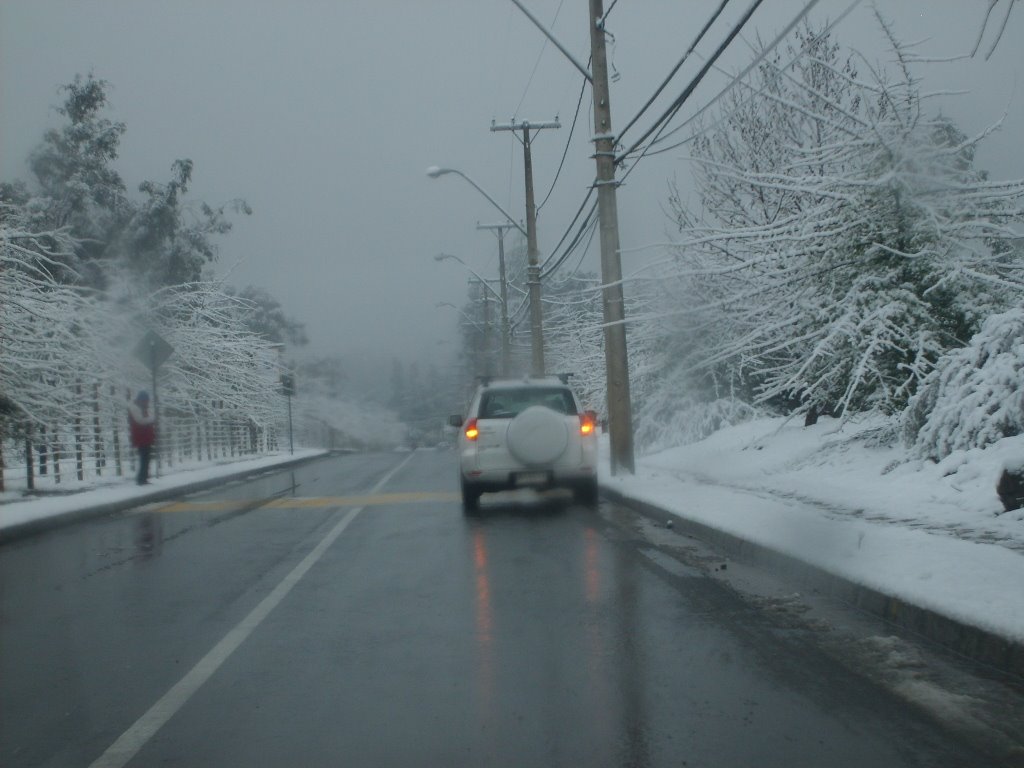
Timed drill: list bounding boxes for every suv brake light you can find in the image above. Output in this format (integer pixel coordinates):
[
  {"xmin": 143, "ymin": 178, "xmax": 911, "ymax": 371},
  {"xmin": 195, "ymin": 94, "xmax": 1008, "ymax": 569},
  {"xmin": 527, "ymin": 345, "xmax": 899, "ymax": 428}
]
[
  {"xmin": 579, "ymin": 412, "xmax": 596, "ymax": 436},
  {"xmin": 464, "ymin": 418, "xmax": 479, "ymax": 441}
]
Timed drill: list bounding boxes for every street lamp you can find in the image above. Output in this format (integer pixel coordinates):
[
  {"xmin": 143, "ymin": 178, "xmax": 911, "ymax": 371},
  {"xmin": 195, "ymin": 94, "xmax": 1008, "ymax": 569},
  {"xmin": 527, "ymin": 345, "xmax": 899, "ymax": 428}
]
[
  {"xmin": 426, "ymin": 167, "xmax": 527, "ymax": 238},
  {"xmin": 434, "ymin": 254, "xmax": 503, "ymax": 301},
  {"xmin": 428, "ymin": 165, "xmax": 545, "ymax": 376},
  {"xmin": 436, "ymin": 301, "xmax": 486, "ymax": 329}
]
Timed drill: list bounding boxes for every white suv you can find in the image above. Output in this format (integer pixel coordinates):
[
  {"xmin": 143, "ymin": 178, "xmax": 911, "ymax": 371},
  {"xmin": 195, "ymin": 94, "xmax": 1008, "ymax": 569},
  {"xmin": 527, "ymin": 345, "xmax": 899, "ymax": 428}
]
[{"xmin": 448, "ymin": 377, "xmax": 599, "ymax": 510}]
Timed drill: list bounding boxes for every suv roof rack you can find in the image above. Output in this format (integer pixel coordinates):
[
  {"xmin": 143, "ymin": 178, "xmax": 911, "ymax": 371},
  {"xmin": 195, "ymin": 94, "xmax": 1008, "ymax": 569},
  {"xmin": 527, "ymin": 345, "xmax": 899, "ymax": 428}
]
[{"xmin": 475, "ymin": 374, "xmax": 575, "ymax": 387}]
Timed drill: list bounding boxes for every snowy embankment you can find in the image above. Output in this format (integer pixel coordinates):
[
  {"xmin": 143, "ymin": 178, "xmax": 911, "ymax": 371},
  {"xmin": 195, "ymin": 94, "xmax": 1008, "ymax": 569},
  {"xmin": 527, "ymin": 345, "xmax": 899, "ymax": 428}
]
[
  {"xmin": 0, "ymin": 449, "xmax": 328, "ymax": 534},
  {"xmin": 601, "ymin": 416, "xmax": 1024, "ymax": 643}
]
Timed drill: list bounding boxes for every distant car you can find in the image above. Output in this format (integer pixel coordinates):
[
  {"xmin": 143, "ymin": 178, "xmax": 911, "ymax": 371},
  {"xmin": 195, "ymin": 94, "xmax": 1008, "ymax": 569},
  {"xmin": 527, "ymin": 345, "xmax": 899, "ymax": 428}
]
[{"xmin": 448, "ymin": 377, "xmax": 599, "ymax": 510}]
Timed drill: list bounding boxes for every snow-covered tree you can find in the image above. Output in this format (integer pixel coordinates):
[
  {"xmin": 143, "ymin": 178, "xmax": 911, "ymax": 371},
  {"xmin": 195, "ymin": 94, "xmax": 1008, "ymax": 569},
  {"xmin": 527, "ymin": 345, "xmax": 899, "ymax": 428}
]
[
  {"xmin": 27, "ymin": 73, "xmax": 129, "ymax": 286},
  {"xmin": 230, "ymin": 285, "xmax": 308, "ymax": 347},
  {"xmin": 543, "ymin": 272, "xmax": 605, "ymax": 408},
  {"xmin": 622, "ymin": 268, "xmax": 764, "ymax": 451},
  {"xmin": 20, "ymin": 75, "xmax": 249, "ymax": 290},
  {"xmin": 904, "ymin": 305, "xmax": 1024, "ymax": 459},
  {"xmin": 2, "ymin": 200, "xmax": 294, "ymax": 487},
  {"xmin": 0, "ymin": 75, "xmax": 309, "ymax": 487},
  {"xmin": 121, "ymin": 158, "xmax": 251, "ymax": 288},
  {"xmin": 0, "ymin": 204, "xmax": 87, "ymax": 435},
  {"xmin": 664, "ymin": 21, "xmax": 1024, "ymax": 420}
]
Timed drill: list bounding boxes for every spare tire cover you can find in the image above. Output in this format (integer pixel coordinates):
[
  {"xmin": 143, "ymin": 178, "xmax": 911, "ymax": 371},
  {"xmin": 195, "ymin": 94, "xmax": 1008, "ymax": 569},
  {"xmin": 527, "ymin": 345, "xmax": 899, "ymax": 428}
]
[{"xmin": 506, "ymin": 405, "xmax": 569, "ymax": 466}]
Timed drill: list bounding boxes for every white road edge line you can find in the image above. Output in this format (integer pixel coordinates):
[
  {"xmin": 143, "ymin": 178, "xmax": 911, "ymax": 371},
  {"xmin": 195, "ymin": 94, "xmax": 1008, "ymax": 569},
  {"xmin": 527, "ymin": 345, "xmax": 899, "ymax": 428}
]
[{"xmin": 88, "ymin": 453, "xmax": 416, "ymax": 768}]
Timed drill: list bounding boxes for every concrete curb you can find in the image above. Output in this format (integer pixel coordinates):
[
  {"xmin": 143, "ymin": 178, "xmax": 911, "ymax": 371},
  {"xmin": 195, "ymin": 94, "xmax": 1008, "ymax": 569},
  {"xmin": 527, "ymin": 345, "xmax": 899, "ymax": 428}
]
[
  {"xmin": 601, "ymin": 485, "xmax": 1024, "ymax": 680},
  {"xmin": 0, "ymin": 452, "xmax": 334, "ymax": 545}
]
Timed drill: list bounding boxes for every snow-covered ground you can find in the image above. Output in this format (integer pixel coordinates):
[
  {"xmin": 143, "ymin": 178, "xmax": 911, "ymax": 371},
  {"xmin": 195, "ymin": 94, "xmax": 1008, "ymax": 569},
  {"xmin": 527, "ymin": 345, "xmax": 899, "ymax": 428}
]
[
  {"xmin": 0, "ymin": 449, "xmax": 328, "ymax": 534},
  {"xmin": 601, "ymin": 416, "xmax": 1024, "ymax": 644}
]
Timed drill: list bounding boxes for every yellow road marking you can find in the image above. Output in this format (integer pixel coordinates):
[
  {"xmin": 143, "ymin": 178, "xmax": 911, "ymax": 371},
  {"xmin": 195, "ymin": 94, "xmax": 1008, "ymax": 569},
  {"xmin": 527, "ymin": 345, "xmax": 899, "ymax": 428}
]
[{"xmin": 155, "ymin": 491, "xmax": 460, "ymax": 513}]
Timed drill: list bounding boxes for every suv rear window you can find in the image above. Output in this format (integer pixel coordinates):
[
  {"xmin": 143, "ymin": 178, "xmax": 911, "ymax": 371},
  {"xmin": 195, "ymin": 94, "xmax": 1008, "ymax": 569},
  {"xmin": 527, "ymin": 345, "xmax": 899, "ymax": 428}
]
[{"xmin": 479, "ymin": 387, "xmax": 577, "ymax": 419}]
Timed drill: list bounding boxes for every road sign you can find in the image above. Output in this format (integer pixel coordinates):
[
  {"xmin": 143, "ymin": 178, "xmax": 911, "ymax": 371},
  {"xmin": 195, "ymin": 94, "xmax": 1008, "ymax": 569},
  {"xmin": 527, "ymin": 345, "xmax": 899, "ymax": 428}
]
[{"xmin": 133, "ymin": 330, "xmax": 174, "ymax": 372}]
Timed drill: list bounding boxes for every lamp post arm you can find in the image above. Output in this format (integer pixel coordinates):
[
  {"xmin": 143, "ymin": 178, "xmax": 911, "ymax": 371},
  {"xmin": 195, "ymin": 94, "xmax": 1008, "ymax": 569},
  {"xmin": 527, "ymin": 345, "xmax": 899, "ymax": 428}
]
[
  {"xmin": 435, "ymin": 254, "xmax": 504, "ymax": 302},
  {"xmin": 437, "ymin": 302, "xmax": 487, "ymax": 330},
  {"xmin": 450, "ymin": 171, "xmax": 528, "ymax": 239}
]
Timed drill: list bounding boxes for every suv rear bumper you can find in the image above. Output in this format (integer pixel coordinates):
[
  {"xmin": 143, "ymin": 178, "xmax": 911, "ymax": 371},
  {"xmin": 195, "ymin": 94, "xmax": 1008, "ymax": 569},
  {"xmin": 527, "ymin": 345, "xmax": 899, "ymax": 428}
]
[{"xmin": 460, "ymin": 465, "xmax": 595, "ymax": 493}]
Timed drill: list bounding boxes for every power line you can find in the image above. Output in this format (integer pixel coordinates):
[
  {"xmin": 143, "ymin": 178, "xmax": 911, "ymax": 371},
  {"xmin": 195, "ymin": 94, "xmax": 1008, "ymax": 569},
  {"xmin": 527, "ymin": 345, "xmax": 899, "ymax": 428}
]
[
  {"xmin": 524, "ymin": 0, "xmax": 832, "ymax": 294},
  {"xmin": 616, "ymin": 0, "xmax": 733, "ymax": 144},
  {"xmin": 548, "ymin": 219, "xmax": 600, "ymax": 286},
  {"xmin": 627, "ymin": 0, "xmax": 860, "ymax": 163},
  {"xmin": 537, "ymin": 72, "xmax": 588, "ymax": 214},
  {"xmin": 513, "ymin": 0, "xmax": 566, "ymax": 118},
  {"xmin": 615, "ymin": 0, "xmax": 771, "ymax": 165},
  {"xmin": 494, "ymin": 0, "xmax": 515, "ymax": 123},
  {"xmin": 541, "ymin": 214, "xmax": 595, "ymax": 280},
  {"xmin": 541, "ymin": 206, "xmax": 599, "ymax": 280},
  {"xmin": 602, "ymin": 0, "xmax": 621, "ymax": 23},
  {"xmin": 617, "ymin": 0, "xmax": 827, "ymax": 188},
  {"xmin": 507, "ymin": 293, "xmax": 531, "ymax": 325},
  {"xmin": 563, "ymin": 216, "xmax": 599, "ymax": 279},
  {"xmin": 540, "ymin": 186, "xmax": 596, "ymax": 270},
  {"xmin": 541, "ymin": 192, "xmax": 599, "ymax": 279}
]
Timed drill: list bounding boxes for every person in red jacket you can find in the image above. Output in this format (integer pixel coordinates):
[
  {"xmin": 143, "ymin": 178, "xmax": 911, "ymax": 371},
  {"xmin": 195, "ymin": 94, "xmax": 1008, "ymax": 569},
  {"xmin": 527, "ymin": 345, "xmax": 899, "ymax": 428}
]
[{"xmin": 128, "ymin": 390, "xmax": 156, "ymax": 485}]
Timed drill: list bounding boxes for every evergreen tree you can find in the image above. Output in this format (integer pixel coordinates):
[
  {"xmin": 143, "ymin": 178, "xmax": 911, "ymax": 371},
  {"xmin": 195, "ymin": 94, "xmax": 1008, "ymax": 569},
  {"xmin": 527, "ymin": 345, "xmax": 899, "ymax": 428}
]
[
  {"xmin": 663, "ymin": 21, "xmax": 1024, "ymax": 420},
  {"xmin": 28, "ymin": 73, "xmax": 128, "ymax": 284},
  {"xmin": 230, "ymin": 285, "xmax": 308, "ymax": 347},
  {"xmin": 123, "ymin": 159, "xmax": 251, "ymax": 288}
]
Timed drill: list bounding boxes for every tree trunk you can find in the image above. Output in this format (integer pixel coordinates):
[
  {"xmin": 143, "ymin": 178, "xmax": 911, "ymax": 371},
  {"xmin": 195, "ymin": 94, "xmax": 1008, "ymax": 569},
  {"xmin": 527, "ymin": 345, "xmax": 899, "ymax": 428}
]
[
  {"xmin": 25, "ymin": 430, "xmax": 35, "ymax": 491},
  {"xmin": 38, "ymin": 424, "xmax": 48, "ymax": 476},
  {"xmin": 53, "ymin": 424, "xmax": 62, "ymax": 484},
  {"xmin": 804, "ymin": 403, "xmax": 819, "ymax": 427}
]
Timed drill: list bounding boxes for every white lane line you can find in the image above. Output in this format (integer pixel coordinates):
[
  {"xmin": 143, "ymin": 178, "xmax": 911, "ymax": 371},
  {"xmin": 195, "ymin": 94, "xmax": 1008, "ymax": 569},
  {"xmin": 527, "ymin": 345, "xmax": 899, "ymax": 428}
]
[{"xmin": 88, "ymin": 453, "xmax": 415, "ymax": 768}]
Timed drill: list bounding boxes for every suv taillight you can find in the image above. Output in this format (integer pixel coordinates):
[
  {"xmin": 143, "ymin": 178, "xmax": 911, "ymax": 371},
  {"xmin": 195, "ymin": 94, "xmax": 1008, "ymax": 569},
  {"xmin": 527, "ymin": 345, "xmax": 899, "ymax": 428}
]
[
  {"xmin": 579, "ymin": 412, "xmax": 595, "ymax": 436},
  {"xmin": 464, "ymin": 418, "xmax": 479, "ymax": 441}
]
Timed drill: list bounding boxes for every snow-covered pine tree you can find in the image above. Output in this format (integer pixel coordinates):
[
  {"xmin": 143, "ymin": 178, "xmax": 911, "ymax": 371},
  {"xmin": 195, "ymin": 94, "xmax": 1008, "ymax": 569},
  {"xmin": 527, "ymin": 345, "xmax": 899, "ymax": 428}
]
[
  {"xmin": 904, "ymin": 305, "xmax": 1024, "ymax": 459},
  {"xmin": 28, "ymin": 73, "xmax": 128, "ymax": 287},
  {"xmin": 121, "ymin": 159, "xmax": 251, "ymax": 288},
  {"xmin": 665, "ymin": 20, "xmax": 1024, "ymax": 420},
  {"xmin": 543, "ymin": 271, "xmax": 606, "ymax": 410}
]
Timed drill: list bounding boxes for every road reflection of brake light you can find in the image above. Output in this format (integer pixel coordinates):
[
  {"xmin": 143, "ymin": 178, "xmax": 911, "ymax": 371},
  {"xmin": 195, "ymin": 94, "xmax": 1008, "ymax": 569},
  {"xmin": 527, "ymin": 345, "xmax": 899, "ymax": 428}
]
[
  {"xmin": 579, "ymin": 414, "xmax": 595, "ymax": 435},
  {"xmin": 465, "ymin": 418, "xmax": 479, "ymax": 441}
]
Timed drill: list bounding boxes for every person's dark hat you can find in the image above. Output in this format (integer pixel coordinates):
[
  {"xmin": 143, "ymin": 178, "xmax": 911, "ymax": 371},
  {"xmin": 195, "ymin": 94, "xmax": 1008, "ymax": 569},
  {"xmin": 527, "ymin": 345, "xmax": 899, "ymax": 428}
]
[{"xmin": 136, "ymin": 391, "xmax": 150, "ymax": 402}]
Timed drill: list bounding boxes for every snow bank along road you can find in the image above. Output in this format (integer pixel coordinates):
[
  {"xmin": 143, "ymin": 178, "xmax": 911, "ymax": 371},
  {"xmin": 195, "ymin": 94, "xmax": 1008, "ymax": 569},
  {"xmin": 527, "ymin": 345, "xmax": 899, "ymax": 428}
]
[
  {"xmin": 600, "ymin": 419, "xmax": 1024, "ymax": 678},
  {"xmin": 0, "ymin": 449, "xmax": 329, "ymax": 542},
  {"xmin": 2, "ymin": 451, "xmax": 1021, "ymax": 767}
]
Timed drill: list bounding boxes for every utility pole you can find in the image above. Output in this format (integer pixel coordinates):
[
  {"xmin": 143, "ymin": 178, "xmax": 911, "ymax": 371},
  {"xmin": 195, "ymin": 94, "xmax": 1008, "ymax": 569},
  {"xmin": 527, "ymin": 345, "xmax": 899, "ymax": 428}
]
[
  {"xmin": 477, "ymin": 222, "xmax": 513, "ymax": 376},
  {"xmin": 589, "ymin": 0, "xmax": 635, "ymax": 474},
  {"xmin": 480, "ymin": 280, "xmax": 493, "ymax": 376},
  {"xmin": 490, "ymin": 118, "xmax": 559, "ymax": 377},
  {"xmin": 470, "ymin": 278, "xmax": 493, "ymax": 376}
]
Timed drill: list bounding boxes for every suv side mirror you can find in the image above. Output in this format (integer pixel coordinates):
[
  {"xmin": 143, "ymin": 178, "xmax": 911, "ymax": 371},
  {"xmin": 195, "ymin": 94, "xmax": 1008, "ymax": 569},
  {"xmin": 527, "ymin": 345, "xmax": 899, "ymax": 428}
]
[{"xmin": 448, "ymin": 414, "xmax": 464, "ymax": 428}]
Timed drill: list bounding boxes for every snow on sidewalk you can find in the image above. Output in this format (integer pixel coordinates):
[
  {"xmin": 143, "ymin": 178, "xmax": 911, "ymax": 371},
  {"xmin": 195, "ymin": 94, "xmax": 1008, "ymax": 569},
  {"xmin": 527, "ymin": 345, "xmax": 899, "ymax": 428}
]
[
  {"xmin": 600, "ymin": 416, "xmax": 1024, "ymax": 644},
  {"xmin": 0, "ymin": 449, "xmax": 328, "ymax": 534}
]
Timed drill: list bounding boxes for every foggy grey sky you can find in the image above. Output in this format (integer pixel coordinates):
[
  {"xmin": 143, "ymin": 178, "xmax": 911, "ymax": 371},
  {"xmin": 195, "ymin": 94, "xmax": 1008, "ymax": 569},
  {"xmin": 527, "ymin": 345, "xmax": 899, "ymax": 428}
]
[{"xmin": 3, "ymin": 1, "xmax": 1022, "ymax": 367}]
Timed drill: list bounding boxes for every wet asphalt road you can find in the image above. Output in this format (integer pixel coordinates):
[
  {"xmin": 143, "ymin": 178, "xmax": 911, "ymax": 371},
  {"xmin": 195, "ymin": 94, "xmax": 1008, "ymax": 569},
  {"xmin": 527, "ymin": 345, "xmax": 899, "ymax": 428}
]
[{"xmin": 0, "ymin": 450, "xmax": 995, "ymax": 767}]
